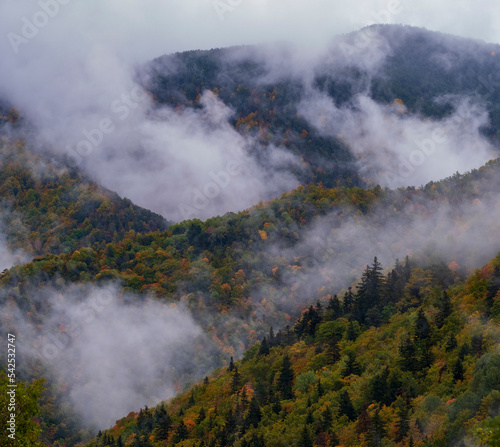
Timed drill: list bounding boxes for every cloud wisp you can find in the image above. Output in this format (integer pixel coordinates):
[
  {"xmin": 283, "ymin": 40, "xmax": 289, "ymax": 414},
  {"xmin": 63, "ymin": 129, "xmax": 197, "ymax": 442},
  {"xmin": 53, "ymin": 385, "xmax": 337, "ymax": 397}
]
[
  {"xmin": 299, "ymin": 91, "xmax": 496, "ymax": 188},
  {"xmin": 3, "ymin": 283, "xmax": 215, "ymax": 428}
]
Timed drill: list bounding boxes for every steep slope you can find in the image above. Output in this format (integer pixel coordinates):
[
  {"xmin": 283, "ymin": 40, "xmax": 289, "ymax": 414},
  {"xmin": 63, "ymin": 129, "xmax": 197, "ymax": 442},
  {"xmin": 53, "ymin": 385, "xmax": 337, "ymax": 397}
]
[
  {"xmin": 4, "ymin": 159, "xmax": 500, "ymax": 341},
  {"xmin": 3, "ymin": 159, "xmax": 500, "ymax": 445},
  {"xmin": 0, "ymin": 138, "xmax": 169, "ymax": 258},
  {"xmin": 142, "ymin": 25, "xmax": 500, "ymax": 190},
  {"xmin": 83, "ymin": 253, "xmax": 500, "ymax": 447}
]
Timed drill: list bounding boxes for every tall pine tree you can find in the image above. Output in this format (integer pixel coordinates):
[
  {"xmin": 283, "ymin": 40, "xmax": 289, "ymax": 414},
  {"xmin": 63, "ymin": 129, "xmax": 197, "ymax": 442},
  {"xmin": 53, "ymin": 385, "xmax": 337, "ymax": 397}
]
[{"xmin": 277, "ymin": 355, "xmax": 294, "ymax": 400}]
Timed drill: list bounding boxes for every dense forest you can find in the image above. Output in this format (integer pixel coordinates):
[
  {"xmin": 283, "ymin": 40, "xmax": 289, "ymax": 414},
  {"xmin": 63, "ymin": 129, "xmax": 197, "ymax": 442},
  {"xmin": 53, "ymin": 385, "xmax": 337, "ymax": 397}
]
[
  {"xmin": 0, "ymin": 139, "xmax": 168, "ymax": 257},
  {"xmin": 82, "ymin": 253, "xmax": 500, "ymax": 446},
  {"xmin": 3, "ymin": 157, "xmax": 500, "ymax": 446},
  {"xmin": 2, "ymin": 24, "xmax": 500, "ymax": 447}
]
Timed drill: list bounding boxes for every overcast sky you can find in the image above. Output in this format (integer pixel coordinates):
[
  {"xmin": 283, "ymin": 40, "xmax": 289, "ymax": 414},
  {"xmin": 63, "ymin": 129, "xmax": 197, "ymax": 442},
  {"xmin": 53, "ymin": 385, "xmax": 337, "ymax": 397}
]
[{"xmin": 1, "ymin": 0, "xmax": 499, "ymax": 65}]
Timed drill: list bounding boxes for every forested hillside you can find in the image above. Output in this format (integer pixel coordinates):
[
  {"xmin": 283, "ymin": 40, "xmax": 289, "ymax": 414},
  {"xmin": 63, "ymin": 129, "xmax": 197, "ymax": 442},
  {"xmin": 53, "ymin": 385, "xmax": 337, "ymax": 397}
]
[
  {"xmin": 0, "ymin": 138, "xmax": 168, "ymax": 257},
  {"xmin": 143, "ymin": 25, "xmax": 500, "ymax": 190},
  {"xmin": 3, "ymin": 158, "xmax": 500, "ymax": 445},
  {"xmin": 2, "ymin": 24, "xmax": 500, "ymax": 447},
  {"xmin": 83, "ymin": 253, "xmax": 500, "ymax": 447}
]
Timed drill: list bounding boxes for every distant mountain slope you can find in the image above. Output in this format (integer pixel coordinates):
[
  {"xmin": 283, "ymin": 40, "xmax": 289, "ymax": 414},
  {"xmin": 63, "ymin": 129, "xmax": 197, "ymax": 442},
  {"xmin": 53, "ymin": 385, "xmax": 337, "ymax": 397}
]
[
  {"xmin": 0, "ymin": 138, "xmax": 169, "ymax": 258},
  {"xmin": 144, "ymin": 45, "xmax": 361, "ymax": 189},
  {"xmin": 83, "ymin": 252, "xmax": 500, "ymax": 447},
  {"xmin": 142, "ymin": 25, "xmax": 500, "ymax": 189}
]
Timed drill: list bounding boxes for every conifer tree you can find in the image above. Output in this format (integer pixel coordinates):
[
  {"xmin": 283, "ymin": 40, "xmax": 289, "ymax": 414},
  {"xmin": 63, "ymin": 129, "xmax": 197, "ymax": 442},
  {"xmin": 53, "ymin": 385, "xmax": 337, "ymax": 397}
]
[
  {"xmin": 305, "ymin": 409, "xmax": 314, "ymax": 425},
  {"xmin": 231, "ymin": 367, "xmax": 241, "ymax": 393},
  {"xmin": 153, "ymin": 403, "xmax": 172, "ymax": 441},
  {"xmin": 345, "ymin": 321, "xmax": 358, "ymax": 341},
  {"xmin": 395, "ymin": 396, "xmax": 411, "ymax": 443},
  {"xmin": 196, "ymin": 408, "xmax": 206, "ymax": 425},
  {"xmin": 326, "ymin": 333, "xmax": 341, "ymax": 364},
  {"xmin": 259, "ymin": 336, "xmax": 270, "ymax": 356},
  {"xmin": 452, "ymin": 358, "xmax": 465, "ymax": 382},
  {"xmin": 327, "ymin": 294, "xmax": 343, "ymax": 319},
  {"xmin": 298, "ymin": 425, "xmax": 313, "ymax": 447},
  {"xmin": 445, "ymin": 334, "xmax": 458, "ymax": 352},
  {"xmin": 317, "ymin": 378, "xmax": 324, "ymax": 397},
  {"xmin": 172, "ymin": 420, "xmax": 189, "ymax": 443},
  {"xmin": 436, "ymin": 290, "xmax": 452, "ymax": 328},
  {"xmin": 338, "ymin": 389, "xmax": 357, "ymax": 421},
  {"xmin": 354, "ymin": 257, "xmax": 385, "ymax": 323},
  {"xmin": 277, "ymin": 355, "xmax": 294, "ymax": 399},
  {"xmin": 399, "ymin": 334, "xmax": 417, "ymax": 372},
  {"xmin": 343, "ymin": 287, "xmax": 355, "ymax": 314},
  {"xmin": 321, "ymin": 406, "xmax": 333, "ymax": 432},
  {"xmin": 268, "ymin": 326, "xmax": 275, "ymax": 346},
  {"xmin": 415, "ymin": 309, "xmax": 431, "ymax": 341},
  {"xmin": 370, "ymin": 406, "xmax": 386, "ymax": 446},
  {"xmin": 245, "ymin": 397, "xmax": 262, "ymax": 428}
]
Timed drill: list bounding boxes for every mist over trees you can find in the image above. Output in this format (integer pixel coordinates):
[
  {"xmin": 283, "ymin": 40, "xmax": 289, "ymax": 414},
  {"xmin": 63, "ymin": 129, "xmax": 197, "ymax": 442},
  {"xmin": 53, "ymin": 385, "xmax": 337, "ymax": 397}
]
[{"xmin": 2, "ymin": 24, "xmax": 500, "ymax": 446}]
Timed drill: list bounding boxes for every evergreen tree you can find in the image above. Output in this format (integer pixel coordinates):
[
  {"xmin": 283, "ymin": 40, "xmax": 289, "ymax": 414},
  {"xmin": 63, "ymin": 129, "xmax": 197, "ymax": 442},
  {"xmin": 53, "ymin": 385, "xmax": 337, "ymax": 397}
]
[
  {"xmin": 343, "ymin": 287, "xmax": 355, "ymax": 314},
  {"xmin": 277, "ymin": 355, "xmax": 294, "ymax": 399},
  {"xmin": 305, "ymin": 409, "xmax": 314, "ymax": 425},
  {"xmin": 486, "ymin": 264, "xmax": 500, "ymax": 313},
  {"xmin": 368, "ymin": 368, "xmax": 389, "ymax": 405},
  {"xmin": 296, "ymin": 305, "xmax": 321, "ymax": 337},
  {"xmin": 436, "ymin": 290, "xmax": 452, "ymax": 328},
  {"xmin": 414, "ymin": 309, "xmax": 434, "ymax": 370},
  {"xmin": 386, "ymin": 373, "xmax": 403, "ymax": 406},
  {"xmin": 268, "ymin": 326, "xmax": 276, "ymax": 346},
  {"xmin": 321, "ymin": 406, "xmax": 333, "ymax": 432},
  {"xmin": 225, "ymin": 407, "xmax": 236, "ymax": 434},
  {"xmin": 196, "ymin": 407, "xmax": 207, "ymax": 425},
  {"xmin": 327, "ymin": 294, "xmax": 343, "ymax": 319},
  {"xmin": 244, "ymin": 433, "xmax": 266, "ymax": 447},
  {"xmin": 258, "ymin": 336, "xmax": 270, "ymax": 356},
  {"xmin": 297, "ymin": 425, "xmax": 313, "ymax": 447},
  {"xmin": 254, "ymin": 380, "xmax": 268, "ymax": 405},
  {"xmin": 354, "ymin": 257, "xmax": 385, "ymax": 323},
  {"xmin": 317, "ymin": 379, "xmax": 324, "ymax": 397},
  {"xmin": 370, "ymin": 406, "xmax": 386, "ymax": 446},
  {"xmin": 188, "ymin": 390, "xmax": 195, "ymax": 406},
  {"xmin": 395, "ymin": 397, "xmax": 411, "ymax": 443},
  {"xmin": 399, "ymin": 335, "xmax": 417, "ymax": 372},
  {"xmin": 231, "ymin": 367, "xmax": 241, "ymax": 393},
  {"xmin": 338, "ymin": 389, "xmax": 357, "ymax": 421},
  {"xmin": 153, "ymin": 403, "xmax": 172, "ymax": 441},
  {"xmin": 245, "ymin": 397, "xmax": 262, "ymax": 428},
  {"xmin": 471, "ymin": 333, "xmax": 485, "ymax": 356},
  {"xmin": 228, "ymin": 356, "xmax": 235, "ymax": 372},
  {"xmin": 342, "ymin": 351, "xmax": 362, "ymax": 377},
  {"xmin": 415, "ymin": 309, "xmax": 431, "ymax": 341},
  {"xmin": 345, "ymin": 321, "xmax": 358, "ymax": 341},
  {"xmin": 403, "ymin": 256, "xmax": 412, "ymax": 281},
  {"xmin": 326, "ymin": 333, "xmax": 341, "ymax": 364},
  {"xmin": 445, "ymin": 334, "xmax": 458, "ymax": 352},
  {"xmin": 452, "ymin": 358, "xmax": 464, "ymax": 382},
  {"xmin": 459, "ymin": 341, "xmax": 471, "ymax": 360},
  {"xmin": 172, "ymin": 420, "xmax": 189, "ymax": 443}
]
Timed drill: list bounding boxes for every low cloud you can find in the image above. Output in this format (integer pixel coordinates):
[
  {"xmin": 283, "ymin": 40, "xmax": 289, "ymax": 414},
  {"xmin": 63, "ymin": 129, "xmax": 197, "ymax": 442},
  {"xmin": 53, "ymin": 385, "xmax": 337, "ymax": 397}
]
[
  {"xmin": 68, "ymin": 89, "xmax": 302, "ymax": 221},
  {"xmin": 4, "ymin": 284, "xmax": 215, "ymax": 428},
  {"xmin": 299, "ymin": 91, "xmax": 496, "ymax": 188}
]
